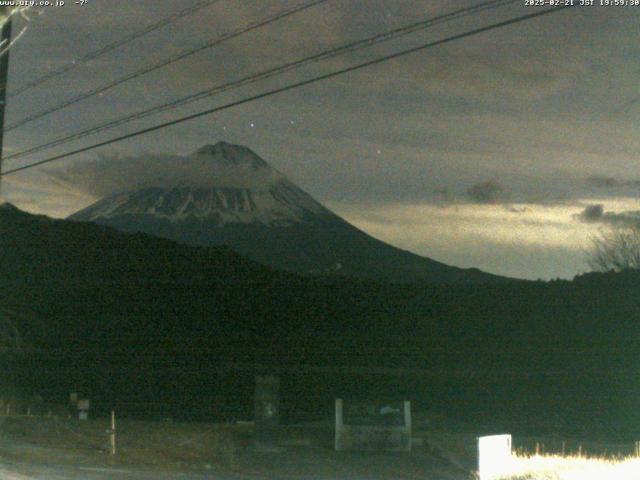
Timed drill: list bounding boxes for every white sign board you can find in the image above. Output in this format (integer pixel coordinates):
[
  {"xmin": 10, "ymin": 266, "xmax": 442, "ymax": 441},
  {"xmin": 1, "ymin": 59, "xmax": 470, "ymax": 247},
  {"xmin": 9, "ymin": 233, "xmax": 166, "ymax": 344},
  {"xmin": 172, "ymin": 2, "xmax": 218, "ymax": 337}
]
[{"xmin": 478, "ymin": 434, "xmax": 512, "ymax": 480}]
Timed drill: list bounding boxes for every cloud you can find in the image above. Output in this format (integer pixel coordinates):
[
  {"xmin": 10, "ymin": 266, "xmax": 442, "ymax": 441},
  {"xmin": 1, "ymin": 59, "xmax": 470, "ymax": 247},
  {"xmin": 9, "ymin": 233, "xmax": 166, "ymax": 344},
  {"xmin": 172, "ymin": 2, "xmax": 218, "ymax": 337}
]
[
  {"xmin": 576, "ymin": 204, "xmax": 640, "ymax": 227},
  {"xmin": 46, "ymin": 147, "xmax": 285, "ymax": 199},
  {"xmin": 465, "ymin": 180, "xmax": 506, "ymax": 204},
  {"xmin": 585, "ymin": 175, "xmax": 640, "ymax": 190},
  {"xmin": 578, "ymin": 204, "xmax": 605, "ymax": 222},
  {"xmin": 586, "ymin": 176, "xmax": 619, "ymax": 188},
  {"xmin": 328, "ymin": 200, "xmax": 594, "ymax": 280}
]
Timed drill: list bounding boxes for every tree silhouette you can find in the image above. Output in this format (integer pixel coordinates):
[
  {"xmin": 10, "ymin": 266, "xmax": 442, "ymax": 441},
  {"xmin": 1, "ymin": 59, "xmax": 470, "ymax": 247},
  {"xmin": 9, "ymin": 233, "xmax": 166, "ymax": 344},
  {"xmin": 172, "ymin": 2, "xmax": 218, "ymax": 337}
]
[{"xmin": 588, "ymin": 224, "xmax": 640, "ymax": 272}]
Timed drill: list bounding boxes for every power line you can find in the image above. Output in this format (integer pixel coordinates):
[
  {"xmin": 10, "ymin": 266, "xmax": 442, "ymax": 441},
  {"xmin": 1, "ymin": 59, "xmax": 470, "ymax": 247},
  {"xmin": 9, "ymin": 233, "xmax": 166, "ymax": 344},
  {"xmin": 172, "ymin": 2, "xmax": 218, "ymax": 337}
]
[
  {"xmin": 1, "ymin": 5, "xmax": 573, "ymax": 177},
  {"xmin": 2, "ymin": 0, "xmax": 328, "ymax": 133},
  {"xmin": 6, "ymin": 0, "xmax": 224, "ymax": 98},
  {"xmin": 4, "ymin": 0, "xmax": 517, "ymax": 162}
]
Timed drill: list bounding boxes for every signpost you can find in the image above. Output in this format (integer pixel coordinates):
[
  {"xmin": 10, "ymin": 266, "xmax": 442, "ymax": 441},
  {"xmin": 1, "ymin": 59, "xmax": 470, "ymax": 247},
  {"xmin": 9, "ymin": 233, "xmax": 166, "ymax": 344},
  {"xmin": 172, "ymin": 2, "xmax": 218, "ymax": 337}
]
[
  {"xmin": 77, "ymin": 398, "xmax": 90, "ymax": 420},
  {"xmin": 334, "ymin": 398, "xmax": 412, "ymax": 452},
  {"xmin": 254, "ymin": 375, "xmax": 280, "ymax": 449},
  {"xmin": 477, "ymin": 434, "xmax": 513, "ymax": 480}
]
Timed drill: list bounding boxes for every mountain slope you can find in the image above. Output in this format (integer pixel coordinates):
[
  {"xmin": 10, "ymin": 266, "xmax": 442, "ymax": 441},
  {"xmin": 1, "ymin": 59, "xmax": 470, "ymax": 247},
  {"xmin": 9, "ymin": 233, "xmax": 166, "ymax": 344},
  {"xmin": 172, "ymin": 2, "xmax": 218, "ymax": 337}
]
[{"xmin": 69, "ymin": 142, "xmax": 508, "ymax": 284}]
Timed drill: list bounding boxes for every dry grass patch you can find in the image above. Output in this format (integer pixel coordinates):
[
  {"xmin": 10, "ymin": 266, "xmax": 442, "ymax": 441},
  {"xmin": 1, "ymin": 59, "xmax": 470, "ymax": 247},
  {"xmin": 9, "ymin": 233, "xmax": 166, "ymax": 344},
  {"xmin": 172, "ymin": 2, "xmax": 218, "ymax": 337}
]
[
  {"xmin": 0, "ymin": 415, "xmax": 249, "ymax": 472},
  {"xmin": 498, "ymin": 453, "xmax": 640, "ymax": 480}
]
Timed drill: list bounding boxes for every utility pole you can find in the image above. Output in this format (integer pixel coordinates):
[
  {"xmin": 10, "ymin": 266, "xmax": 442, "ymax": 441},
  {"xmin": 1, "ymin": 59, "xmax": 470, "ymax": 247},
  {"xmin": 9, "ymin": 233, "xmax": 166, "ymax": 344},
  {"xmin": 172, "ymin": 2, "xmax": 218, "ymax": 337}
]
[{"xmin": 0, "ymin": 6, "xmax": 12, "ymax": 201}]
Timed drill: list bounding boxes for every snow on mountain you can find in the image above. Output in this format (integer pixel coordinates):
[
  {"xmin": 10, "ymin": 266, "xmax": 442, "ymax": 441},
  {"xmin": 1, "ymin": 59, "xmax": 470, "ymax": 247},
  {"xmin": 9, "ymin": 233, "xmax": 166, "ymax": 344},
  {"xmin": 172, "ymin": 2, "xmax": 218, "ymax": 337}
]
[
  {"xmin": 70, "ymin": 142, "xmax": 331, "ymax": 226},
  {"xmin": 68, "ymin": 141, "xmax": 508, "ymax": 284}
]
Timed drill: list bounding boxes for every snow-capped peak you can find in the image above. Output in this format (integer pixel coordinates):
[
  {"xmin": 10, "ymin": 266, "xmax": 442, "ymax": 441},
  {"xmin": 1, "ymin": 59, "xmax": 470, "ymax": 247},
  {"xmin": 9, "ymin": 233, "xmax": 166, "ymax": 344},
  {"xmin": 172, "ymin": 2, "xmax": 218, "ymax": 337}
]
[
  {"xmin": 193, "ymin": 142, "xmax": 268, "ymax": 170},
  {"xmin": 69, "ymin": 143, "xmax": 332, "ymax": 227}
]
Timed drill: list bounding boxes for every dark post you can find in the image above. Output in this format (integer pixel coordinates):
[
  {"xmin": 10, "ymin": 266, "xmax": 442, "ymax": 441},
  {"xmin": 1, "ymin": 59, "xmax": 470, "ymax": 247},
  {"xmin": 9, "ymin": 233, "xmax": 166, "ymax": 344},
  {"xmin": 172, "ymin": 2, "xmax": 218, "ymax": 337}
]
[
  {"xmin": 254, "ymin": 375, "xmax": 280, "ymax": 449},
  {"xmin": 0, "ymin": 6, "xmax": 12, "ymax": 199}
]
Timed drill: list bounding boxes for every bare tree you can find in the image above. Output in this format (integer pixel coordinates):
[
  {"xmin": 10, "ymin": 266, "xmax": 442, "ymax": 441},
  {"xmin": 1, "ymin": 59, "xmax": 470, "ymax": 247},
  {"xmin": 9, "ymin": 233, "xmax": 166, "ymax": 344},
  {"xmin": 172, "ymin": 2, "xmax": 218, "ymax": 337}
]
[{"xmin": 588, "ymin": 224, "xmax": 640, "ymax": 272}]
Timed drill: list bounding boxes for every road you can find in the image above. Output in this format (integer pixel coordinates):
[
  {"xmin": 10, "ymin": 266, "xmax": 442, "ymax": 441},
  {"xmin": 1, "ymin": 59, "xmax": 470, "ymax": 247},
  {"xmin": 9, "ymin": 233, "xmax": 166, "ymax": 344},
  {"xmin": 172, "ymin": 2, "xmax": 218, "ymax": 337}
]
[
  {"xmin": 0, "ymin": 463, "xmax": 246, "ymax": 480},
  {"xmin": 0, "ymin": 462, "xmax": 467, "ymax": 480}
]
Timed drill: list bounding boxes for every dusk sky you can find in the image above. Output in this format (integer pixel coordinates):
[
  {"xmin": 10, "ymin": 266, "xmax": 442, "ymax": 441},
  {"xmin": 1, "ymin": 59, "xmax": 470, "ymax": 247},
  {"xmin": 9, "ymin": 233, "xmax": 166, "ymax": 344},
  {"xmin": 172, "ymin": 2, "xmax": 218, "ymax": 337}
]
[{"xmin": 2, "ymin": 0, "xmax": 639, "ymax": 280}]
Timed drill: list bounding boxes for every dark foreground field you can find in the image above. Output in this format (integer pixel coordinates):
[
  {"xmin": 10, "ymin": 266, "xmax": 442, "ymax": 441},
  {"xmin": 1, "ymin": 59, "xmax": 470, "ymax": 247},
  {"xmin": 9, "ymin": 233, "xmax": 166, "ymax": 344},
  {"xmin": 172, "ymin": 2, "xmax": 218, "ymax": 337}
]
[
  {"xmin": 0, "ymin": 414, "xmax": 472, "ymax": 479},
  {"xmin": 3, "ymin": 204, "xmax": 640, "ymax": 441},
  {"xmin": 1, "ymin": 414, "xmax": 637, "ymax": 480}
]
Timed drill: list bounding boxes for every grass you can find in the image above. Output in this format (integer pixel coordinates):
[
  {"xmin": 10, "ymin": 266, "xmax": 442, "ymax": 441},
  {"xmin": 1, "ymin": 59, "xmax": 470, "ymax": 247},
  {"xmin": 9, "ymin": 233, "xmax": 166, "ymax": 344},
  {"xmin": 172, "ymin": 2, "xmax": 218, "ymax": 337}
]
[
  {"xmin": 497, "ymin": 452, "xmax": 640, "ymax": 480},
  {"xmin": 0, "ymin": 415, "xmax": 248, "ymax": 473},
  {"xmin": 5, "ymin": 413, "xmax": 639, "ymax": 479},
  {"xmin": 0, "ymin": 414, "xmax": 471, "ymax": 479}
]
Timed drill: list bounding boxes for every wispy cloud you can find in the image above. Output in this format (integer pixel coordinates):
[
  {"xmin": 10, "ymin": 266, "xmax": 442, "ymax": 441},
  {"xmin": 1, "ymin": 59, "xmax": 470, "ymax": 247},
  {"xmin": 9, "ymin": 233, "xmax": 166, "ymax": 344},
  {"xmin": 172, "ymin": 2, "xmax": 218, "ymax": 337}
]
[
  {"xmin": 465, "ymin": 179, "xmax": 507, "ymax": 204},
  {"xmin": 46, "ymin": 148, "xmax": 284, "ymax": 199},
  {"xmin": 328, "ymin": 197, "xmax": 640, "ymax": 279},
  {"xmin": 576, "ymin": 203, "xmax": 640, "ymax": 227}
]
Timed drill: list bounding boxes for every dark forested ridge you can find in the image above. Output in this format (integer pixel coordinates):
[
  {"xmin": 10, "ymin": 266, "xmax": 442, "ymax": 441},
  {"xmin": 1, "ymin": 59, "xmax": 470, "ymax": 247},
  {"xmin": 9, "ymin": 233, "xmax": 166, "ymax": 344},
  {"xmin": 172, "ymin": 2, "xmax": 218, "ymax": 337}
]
[{"xmin": 2, "ymin": 204, "xmax": 639, "ymax": 437}]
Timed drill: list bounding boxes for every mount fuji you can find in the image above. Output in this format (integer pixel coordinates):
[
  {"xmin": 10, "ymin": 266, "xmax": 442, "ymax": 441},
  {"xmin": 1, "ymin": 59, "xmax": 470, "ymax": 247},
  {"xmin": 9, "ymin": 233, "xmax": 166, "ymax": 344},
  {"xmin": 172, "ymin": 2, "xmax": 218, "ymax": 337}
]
[{"xmin": 69, "ymin": 142, "xmax": 506, "ymax": 284}]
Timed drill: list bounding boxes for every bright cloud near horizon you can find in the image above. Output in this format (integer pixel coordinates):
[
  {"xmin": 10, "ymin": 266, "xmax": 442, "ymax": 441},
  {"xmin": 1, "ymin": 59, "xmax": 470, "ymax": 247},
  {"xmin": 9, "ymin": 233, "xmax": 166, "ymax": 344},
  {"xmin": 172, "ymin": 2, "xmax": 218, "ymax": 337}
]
[{"xmin": 2, "ymin": 0, "xmax": 639, "ymax": 280}]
